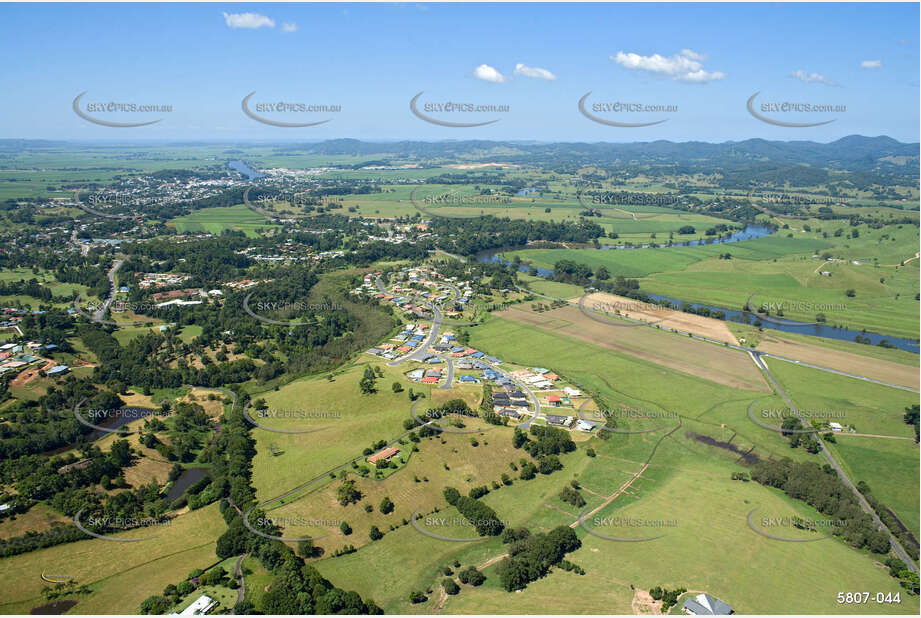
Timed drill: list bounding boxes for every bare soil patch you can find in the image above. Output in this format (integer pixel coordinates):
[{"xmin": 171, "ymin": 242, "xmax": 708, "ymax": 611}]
[
  {"xmin": 498, "ymin": 304, "xmax": 770, "ymax": 392},
  {"xmin": 756, "ymin": 335, "xmax": 919, "ymax": 390},
  {"xmin": 582, "ymin": 292, "xmax": 738, "ymax": 345}
]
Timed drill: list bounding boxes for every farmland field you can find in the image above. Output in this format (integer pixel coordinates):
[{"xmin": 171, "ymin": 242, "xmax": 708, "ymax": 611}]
[{"xmin": 0, "ymin": 30, "xmax": 918, "ymax": 616}]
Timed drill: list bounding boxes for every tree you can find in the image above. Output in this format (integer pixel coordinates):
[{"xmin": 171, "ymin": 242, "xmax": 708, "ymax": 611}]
[
  {"xmin": 409, "ymin": 591, "xmax": 427, "ymax": 604},
  {"xmin": 391, "ymin": 381, "xmax": 403, "ymax": 393},
  {"xmin": 337, "ymin": 479, "xmax": 362, "ymax": 505},
  {"xmin": 595, "ymin": 266, "xmax": 610, "ymax": 280},
  {"xmin": 369, "ymin": 526, "xmax": 383, "ymax": 541},
  {"xmin": 379, "ymin": 496, "xmax": 394, "ymax": 514},
  {"xmin": 359, "ymin": 366, "xmax": 377, "ymax": 394},
  {"xmin": 459, "ymin": 566, "xmax": 485, "ymax": 586},
  {"xmin": 442, "ymin": 578, "xmax": 460, "ymax": 595},
  {"xmin": 340, "ymin": 521, "xmax": 352, "ymax": 535},
  {"xmin": 443, "ymin": 487, "xmax": 461, "ymax": 505},
  {"xmin": 298, "ymin": 538, "xmax": 319, "ymax": 558},
  {"xmin": 139, "ymin": 596, "xmax": 171, "ymax": 615}
]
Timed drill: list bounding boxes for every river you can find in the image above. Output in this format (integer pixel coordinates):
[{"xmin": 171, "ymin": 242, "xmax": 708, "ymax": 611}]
[
  {"xmin": 228, "ymin": 160, "xmax": 265, "ymax": 180},
  {"xmin": 475, "ymin": 226, "xmax": 920, "ymax": 354},
  {"xmin": 166, "ymin": 467, "xmax": 209, "ymax": 502}
]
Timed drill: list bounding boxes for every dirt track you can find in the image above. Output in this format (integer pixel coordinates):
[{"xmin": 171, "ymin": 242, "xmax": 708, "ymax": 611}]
[
  {"xmin": 9, "ymin": 359, "xmax": 55, "ymax": 388},
  {"xmin": 581, "ymin": 292, "xmax": 738, "ymax": 345},
  {"xmin": 498, "ymin": 304, "xmax": 770, "ymax": 392}
]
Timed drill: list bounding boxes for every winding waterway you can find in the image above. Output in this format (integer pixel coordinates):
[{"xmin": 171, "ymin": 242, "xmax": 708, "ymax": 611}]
[{"xmin": 475, "ymin": 226, "xmax": 919, "ymax": 354}]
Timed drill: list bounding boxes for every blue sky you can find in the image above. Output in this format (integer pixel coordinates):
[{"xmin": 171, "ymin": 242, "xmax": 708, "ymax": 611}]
[{"xmin": 1, "ymin": 2, "xmax": 917, "ymax": 142}]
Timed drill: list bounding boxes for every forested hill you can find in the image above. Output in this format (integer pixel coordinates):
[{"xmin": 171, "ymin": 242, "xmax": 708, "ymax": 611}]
[{"xmin": 290, "ymin": 136, "xmax": 919, "ymax": 172}]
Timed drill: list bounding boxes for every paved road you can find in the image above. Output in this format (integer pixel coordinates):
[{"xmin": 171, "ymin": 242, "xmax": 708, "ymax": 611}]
[
  {"xmin": 480, "ymin": 359, "xmax": 541, "ymax": 428},
  {"xmin": 442, "ymin": 281, "xmax": 462, "ymax": 299},
  {"xmin": 96, "ymin": 259, "xmax": 123, "ymax": 321},
  {"xmin": 375, "ymin": 276, "xmax": 444, "ymax": 366},
  {"xmin": 750, "ymin": 351, "xmax": 919, "ymax": 573},
  {"xmin": 439, "ymin": 356, "xmax": 454, "ymax": 389}
]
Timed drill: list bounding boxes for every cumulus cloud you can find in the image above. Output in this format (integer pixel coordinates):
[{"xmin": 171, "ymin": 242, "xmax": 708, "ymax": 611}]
[
  {"xmin": 514, "ymin": 63, "xmax": 557, "ymax": 80},
  {"xmin": 611, "ymin": 49, "xmax": 725, "ymax": 83},
  {"xmin": 790, "ymin": 69, "xmax": 838, "ymax": 86},
  {"xmin": 473, "ymin": 64, "xmax": 506, "ymax": 83},
  {"xmin": 679, "ymin": 49, "xmax": 706, "ymax": 61},
  {"xmin": 223, "ymin": 12, "xmax": 275, "ymax": 29},
  {"xmin": 860, "ymin": 59, "xmax": 882, "ymax": 69},
  {"xmin": 281, "ymin": 22, "xmax": 299, "ymax": 33}
]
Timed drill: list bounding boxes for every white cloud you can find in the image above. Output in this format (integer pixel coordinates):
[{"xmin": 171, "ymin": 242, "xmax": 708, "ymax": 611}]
[
  {"xmin": 473, "ymin": 64, "xmax": 506, "ymax": 83},
  {"xmin": 611, "ymin": 49, "xmax": 725, "ymax": 83},
  {"xmin": 514, "ymin": 63, "xmax": 556, "ymax": 80},
  {"xmin": 679, "ymin": 49, "xmax": 706, "ymax": 61},
  {"xmin": 860, "ymin": 59, "xmax": 882, "ymax": 69},
  {"xmin": 223, "ymin": 12, "xmax": 275, "ymax": 29},
  {"xmin": 790, "ymin": 69, "xmax": 838, "ymax": 86},
  {"xmin": 281, "ymin": 22, "xmax": 298, "ymax": 33}
]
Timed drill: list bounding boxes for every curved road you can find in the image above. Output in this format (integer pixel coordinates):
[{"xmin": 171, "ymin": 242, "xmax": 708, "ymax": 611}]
[
  {"xmin": 438, "ymin": 356, "xmax": 455, "ymax": 389},
  {"xmin": 375, "ymin": 275, "xmax": 444, "ymax": 366},
  {"xmin": 96, "ymin": 259, "xmax": 124, "ymax": 321}
]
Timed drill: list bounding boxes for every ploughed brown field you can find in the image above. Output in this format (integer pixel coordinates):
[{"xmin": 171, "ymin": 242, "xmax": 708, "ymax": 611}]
[
  {"xmin": 580, "ymin": 291, "xmax": 739, "ymax": 345},
  {"xmin": 495, "ymin": 302, "xmax": 771, "ymax": 392},
  {"xmin": 756, "ymin": 334, "xmax": 919, "ymax": 390}
]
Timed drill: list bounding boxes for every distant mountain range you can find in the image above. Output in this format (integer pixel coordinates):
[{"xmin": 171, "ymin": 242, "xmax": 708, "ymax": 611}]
[
  {"xmin": 292, "ymin": 136, "xmax": 918, "ymax": 171},
  {"xmin": 1, "ymin": 136, "xmax": 917, "ymax": 175}
]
